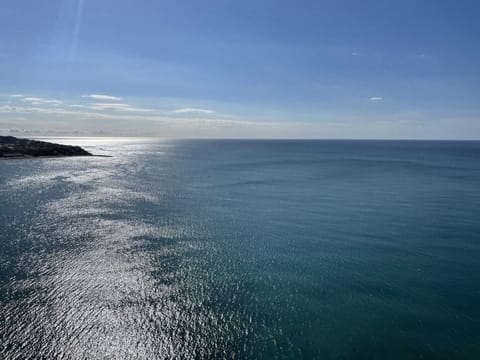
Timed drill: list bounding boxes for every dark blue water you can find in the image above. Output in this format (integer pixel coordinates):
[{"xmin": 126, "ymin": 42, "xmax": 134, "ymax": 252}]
[{"xmin": 1, "ymin": 139, "xmax": 480, "ymax": 359}]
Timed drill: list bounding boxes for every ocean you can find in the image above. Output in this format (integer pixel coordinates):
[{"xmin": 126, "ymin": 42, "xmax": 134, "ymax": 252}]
[{"xmin": 1, "ymin": 139, "xmax": 479, "ymax": 359}]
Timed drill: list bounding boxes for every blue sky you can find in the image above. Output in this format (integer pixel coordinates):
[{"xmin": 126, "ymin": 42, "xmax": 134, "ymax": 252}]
[{"xmin": 1, "ymin": 0, "xmax": 479, "ymax": 138}]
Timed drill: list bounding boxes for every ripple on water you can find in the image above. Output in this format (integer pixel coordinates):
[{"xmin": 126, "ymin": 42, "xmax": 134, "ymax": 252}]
[{"xmin": 1, "ymin": 139, "xmax": 480, "ymax": 359}]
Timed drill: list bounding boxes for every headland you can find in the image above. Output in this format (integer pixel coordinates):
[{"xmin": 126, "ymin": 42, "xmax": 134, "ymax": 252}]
[{"xmin": 0, "ymin": 136, "xmax": 93, "ymax": 159}]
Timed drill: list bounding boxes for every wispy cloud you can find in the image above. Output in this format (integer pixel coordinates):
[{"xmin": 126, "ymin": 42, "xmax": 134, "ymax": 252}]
[
  {"xmin": 0, "ymin": 104, "xmax": 243, "ymax": 126},
  {"xmin": 174, "ymin": 108, "xmax": 215, "ymax": 114},
  {"xmin": 1, "ymin": 94, "xmax": 251, "ymax": 135},
  {"xmin": 82, "ymin": 94, "xmax": 122, "ymax": 101},
  {"xmin": 87, "ymin": 103, "xmax": 151, "ymax": 112},
  {"xmin": 369, "ymin": 97, "xmax": 383, "ymax": 101},
  {"xmin": 22, "ymin": 97, "xmax": 63, "ymax": 105},
  {"xmin": 5, "ymin": 94, "xmax": 149, "ymax": 114},
  {"xmin": 0, "ymin": 104, "xmax": 94, "ymax": 117}
]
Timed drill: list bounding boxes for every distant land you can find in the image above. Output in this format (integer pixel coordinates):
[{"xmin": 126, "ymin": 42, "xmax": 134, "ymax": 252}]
[{"xmin": 0, "ymin": 136, "xmax": 92, "ymax": 159}]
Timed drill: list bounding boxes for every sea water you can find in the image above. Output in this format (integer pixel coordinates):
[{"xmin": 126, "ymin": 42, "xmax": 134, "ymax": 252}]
[{"xmin": 1, "ymin": 139, "xmax": 479, "ymax": 359}]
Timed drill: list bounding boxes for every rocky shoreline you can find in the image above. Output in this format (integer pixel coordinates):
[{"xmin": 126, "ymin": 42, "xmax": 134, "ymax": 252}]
[{"xmin": 0, "ymin": 136, "xmax": 93, "ymax": 159}]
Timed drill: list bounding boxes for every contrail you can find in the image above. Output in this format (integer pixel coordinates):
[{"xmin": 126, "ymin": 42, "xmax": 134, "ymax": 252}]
[{"xmin": 69, "ymin": 0, "xmax": 85, "ymax": 61}]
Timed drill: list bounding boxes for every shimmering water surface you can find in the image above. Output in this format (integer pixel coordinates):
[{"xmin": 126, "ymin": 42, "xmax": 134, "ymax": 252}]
[{"xmin": 1, "ymin": 139, "xmax": 480, "ymax": 359}]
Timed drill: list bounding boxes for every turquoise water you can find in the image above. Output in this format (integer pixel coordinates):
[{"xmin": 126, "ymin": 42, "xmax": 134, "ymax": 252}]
[{"xmin": 1, "ymin": 139, "xmax": 480, "ymax": 359}]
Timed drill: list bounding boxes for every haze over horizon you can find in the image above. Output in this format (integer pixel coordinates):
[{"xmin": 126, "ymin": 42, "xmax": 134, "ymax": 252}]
[{"xmin": 1, "ymin": 0, "xmax": 479, "ymax": 139}]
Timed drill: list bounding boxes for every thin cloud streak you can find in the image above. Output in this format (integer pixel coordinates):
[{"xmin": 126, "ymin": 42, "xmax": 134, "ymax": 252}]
[
  {"xmin": 22, "ymin": 97, "xmax": 63, "ymax": 105},
  {"xmin": 82, "ymin": 94, "xmax": 122, "ymax": 101},
  {"xmin": 87, "ymin": 103, "xmax": 151, "ymax": 112},
  {"xmin": 174, "ymin": 108, "xmax": 215, "ymax": 114}
]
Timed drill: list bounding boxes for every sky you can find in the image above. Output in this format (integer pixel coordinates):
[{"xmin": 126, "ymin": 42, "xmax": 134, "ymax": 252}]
[{"xmin": 1, "ymin": 0, "xmax": 479, "ymax": 138}]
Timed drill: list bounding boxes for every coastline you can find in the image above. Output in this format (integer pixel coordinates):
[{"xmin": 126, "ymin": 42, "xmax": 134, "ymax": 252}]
[{"xmin": 0, "ymin": 136, "xmax": 110, "ymax": 160}]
